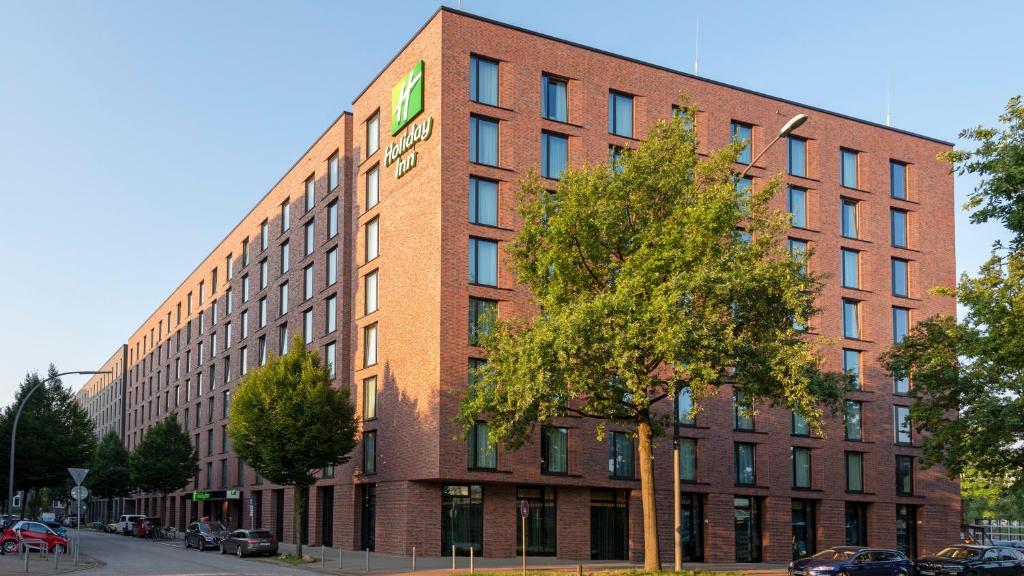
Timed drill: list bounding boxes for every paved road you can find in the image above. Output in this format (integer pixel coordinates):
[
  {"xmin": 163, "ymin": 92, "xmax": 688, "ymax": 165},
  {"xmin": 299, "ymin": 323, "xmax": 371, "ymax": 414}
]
[{"xmin": 76, "ymin": 530, "xmax": 314, "ymax": 576}]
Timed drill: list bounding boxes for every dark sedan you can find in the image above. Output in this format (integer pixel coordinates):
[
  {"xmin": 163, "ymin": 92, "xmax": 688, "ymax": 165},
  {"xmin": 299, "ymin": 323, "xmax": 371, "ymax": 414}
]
[
  {"xmin": 183, "ymin": 521, "xmax": 228, "ymax": 551},
  {"xmin": 916, "ymin": 545, "xmax": 1024, "ymax": 576},
  {"xmin": 219, "ymin": 529, "xmax": 278, "ymax": 557},
  {"xmin": 791, "ymin": 547, "xmax": 913, "ymax": 576}
]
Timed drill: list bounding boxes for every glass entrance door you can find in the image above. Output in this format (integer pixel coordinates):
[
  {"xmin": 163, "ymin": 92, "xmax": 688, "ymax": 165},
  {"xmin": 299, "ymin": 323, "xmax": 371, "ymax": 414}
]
[
  {"xmin": 360, "ymin": 484, "xmax": 376, "ymax": 551},
  {"xmin": 319, "ymin": 487, "xmax": 334, "ymax": 547},
  {"xmin": 590, "ymin": 489, "xmax": 628, "ymax": 560},
  {"xmin": 516, "ymin": 486, "xmax": 556, "ymax": 556},
  {"xmin": 896, "ymin": 505, "xmax": 917, "ymax": 558},
  {"xmin": 734, "ymin": 496, "xmax": 762, "ymax": 562},
  {"xmin": 680, "ymin": 493, "xmax": 704, "ymax": 562},
  {"xmin": 442, "ymin": 485, "xmax": 482, "ymax": 556},
  {"xmin": 792, "ymin": 499, "xmax": 816, "ymax": 559}
]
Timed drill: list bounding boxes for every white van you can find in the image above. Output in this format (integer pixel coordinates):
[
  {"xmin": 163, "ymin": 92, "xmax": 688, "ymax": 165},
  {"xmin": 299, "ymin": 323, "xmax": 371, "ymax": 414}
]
[{"xmin": 114, "ymin": 514, "xmax": 146, "ymax": 535}]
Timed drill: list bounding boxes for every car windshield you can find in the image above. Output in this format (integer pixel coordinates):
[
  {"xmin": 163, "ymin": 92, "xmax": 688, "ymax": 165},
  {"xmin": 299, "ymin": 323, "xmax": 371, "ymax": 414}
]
[
  {"xmin": 201, "ymin": 522, "xmax": 226, "ymax": 532},
  {"xmin": 249, "ymin": 530, "xmax": 272, "ymax": 539},
  {"xmin": 812, "ymin": 550, "xmax": 855, "ymax": 561},
  {"xmin": 936, "ymin": 548, "xmax": 981, "ymax": 560}
]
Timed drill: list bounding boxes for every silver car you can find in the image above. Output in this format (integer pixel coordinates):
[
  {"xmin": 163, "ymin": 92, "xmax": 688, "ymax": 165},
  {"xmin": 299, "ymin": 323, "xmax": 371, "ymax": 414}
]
[{"xmin": 219, "ymin": 528, "xmax": 278, "ymax": 557}]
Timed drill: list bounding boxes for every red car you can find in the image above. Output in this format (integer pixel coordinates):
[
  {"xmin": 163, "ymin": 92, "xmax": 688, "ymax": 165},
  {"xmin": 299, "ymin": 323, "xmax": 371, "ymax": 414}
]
[
  {"xmin": 133, "ymin": 517, "xmax": 162, "ymax": 538},
  {"xmin": 1, "ymin": 520, "xmax": 68, "ymax": 553}
]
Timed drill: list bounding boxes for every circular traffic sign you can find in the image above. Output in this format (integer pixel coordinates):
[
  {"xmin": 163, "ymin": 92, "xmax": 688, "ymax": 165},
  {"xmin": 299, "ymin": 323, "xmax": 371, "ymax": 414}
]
[
  {"xmin": 520, "ymin": 500, "xmax": 530, "ymax": 518},
  {"xmin": 71, "ymin": 485, "xmax": 89, "ymax": 501}
]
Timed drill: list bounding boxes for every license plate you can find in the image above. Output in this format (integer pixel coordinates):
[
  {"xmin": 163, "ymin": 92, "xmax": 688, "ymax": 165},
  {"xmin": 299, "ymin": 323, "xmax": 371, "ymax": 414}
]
[
  {"xmin": 793, "ymin": 571, "xmax": 804, "ymax": 575},
  {"xmin": 919, "ymin": 571, "xmax": 935, "ymax": 575}
]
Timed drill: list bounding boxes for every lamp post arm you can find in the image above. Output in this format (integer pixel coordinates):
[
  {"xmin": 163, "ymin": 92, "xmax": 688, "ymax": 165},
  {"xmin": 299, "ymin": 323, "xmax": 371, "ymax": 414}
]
[{"xmin": 738, "ymin": 133, "xmax": 783, "ymax": 179}]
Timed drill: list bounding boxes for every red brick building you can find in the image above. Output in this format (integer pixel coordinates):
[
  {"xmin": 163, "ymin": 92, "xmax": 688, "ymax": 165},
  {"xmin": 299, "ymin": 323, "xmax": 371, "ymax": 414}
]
[{"xmin": 101, "ymin": 7, "xmax": 960, "ymax": 564}]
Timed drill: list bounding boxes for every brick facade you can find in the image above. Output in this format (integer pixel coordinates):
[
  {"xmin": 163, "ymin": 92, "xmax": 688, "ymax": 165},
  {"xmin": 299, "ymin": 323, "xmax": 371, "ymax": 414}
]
[{"xmin": 97, "ymin": 7, "xmax": 959, "ymax": 564}]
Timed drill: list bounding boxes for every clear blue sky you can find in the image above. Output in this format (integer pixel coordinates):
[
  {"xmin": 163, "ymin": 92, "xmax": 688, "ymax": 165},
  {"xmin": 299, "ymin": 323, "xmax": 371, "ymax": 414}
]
[{"xmin": 0, "ymin": 0, "xmax": 1020, "ymax": 401}]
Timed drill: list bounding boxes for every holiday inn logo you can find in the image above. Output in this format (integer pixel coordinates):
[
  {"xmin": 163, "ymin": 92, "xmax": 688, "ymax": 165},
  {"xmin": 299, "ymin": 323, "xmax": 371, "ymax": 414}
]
[{"xmin": 391, "ymin": 60, "xmax": 424, "ymax": 135}]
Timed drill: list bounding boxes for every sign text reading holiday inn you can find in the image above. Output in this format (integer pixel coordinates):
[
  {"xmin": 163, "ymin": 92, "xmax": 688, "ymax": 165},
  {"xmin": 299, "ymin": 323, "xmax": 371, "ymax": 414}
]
[{"xmin": 385, "ymin": 60, "xmax": 433, "ymax": 179}]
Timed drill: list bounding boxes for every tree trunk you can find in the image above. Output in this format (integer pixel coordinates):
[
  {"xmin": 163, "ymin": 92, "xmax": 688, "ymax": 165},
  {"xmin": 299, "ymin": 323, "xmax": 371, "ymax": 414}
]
[
  {"xmin": 293, "ymin": 486, "xmax": 307, "ymax": 558},
  {"xmin": 637, "ymin": 420, "xmax": 662, "ymax": 571}
]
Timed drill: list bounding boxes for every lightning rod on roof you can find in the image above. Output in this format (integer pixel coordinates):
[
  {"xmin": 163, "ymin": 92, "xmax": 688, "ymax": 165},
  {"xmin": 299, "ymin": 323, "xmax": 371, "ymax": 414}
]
[
  {"xmin": 694, "ymin": 18, "xmax": 700, "ymax": 75},
  {"xmin": 886, "ymin": 75, "xmax": 892, "ymax": 127}
]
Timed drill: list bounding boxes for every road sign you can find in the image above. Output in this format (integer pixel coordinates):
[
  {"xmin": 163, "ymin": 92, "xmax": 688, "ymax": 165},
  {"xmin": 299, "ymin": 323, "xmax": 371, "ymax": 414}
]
[
  {"xmin": 519, "ymin": 499, "xmax": 530, "ymax": 518},
  {"xmin": 71, "ymin": 485, "xmax": 88, "ymax": 501},
  {"xmin": 67, "ymin": 468, "xmax": 89, "ymax": 486}
]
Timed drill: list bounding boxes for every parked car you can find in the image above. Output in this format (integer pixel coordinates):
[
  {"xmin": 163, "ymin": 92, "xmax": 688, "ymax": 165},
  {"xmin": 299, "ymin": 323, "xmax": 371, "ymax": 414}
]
[
  {"xmin": 219, "ymin": 528, "xmax": 278, "ymax": 557},
  {"xmin": 790, "ymin": 547, "xmax": 913, "ymax": 576},
  {"xmin": 183, "ymin": 521, "xmax": 228, "ymax": 551},
  {"xmin": 992, "ymin": 541, "xmax": 1024, "ymax": 551},
  {"xmin": 62, "ymin": 517, "xmax": 78, "ymax": 528},
  {"xmin": 133, "ymin": 517, "xmax": 162, "ymax": 538},
  {"xmin": 916, "ymin": 545, "xmax": 1024, "ymax": 576},
  {"xmin": 41, "ymin": 521, "xmax": 67, "ymax": 538},
  {"xmin": 0, "ymin": 520, "xmax": 69, "ymax": 553},
  {"xmin": 114, "ymin": 514, "xmax": 146, "ymax": 535},
  {"xmin": 104, "ymin": 521, "xmax": 117, "ymax": 533},
  {"xmin": 88, "ymin": 521, "xmax": 105, "ymax": 530}
]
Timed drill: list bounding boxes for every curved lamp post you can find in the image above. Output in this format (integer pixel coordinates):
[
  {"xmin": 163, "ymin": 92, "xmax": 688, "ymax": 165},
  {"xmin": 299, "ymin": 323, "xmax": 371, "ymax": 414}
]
[
  {"xmin": 7, "ymin": 370, "xmax": 110, "ymax": 517},
  {"xmin": 737, "ymin": 113, "xmax": 809, "ymax": 179}
]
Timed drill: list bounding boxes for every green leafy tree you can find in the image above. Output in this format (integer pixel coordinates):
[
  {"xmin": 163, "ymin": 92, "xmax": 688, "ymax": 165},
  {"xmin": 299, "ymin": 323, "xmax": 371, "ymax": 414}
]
[
  {"xmin": 88, "ymin": 430, "xmax": 134, "ymax": 520},
  {"xmin": 881, "ymin": 96, "xmax": 1024, "ymax": 495},
  {"xmin": 129, "ymin": 414, "xmax": 199, "ymax": 499},
  {"xmin": 459, "ymin": 106, "xmax": 845, "ymax": 570},
  {"xmin": 227, "ymin": 334, "xmax": 357, "ymax": 557}
]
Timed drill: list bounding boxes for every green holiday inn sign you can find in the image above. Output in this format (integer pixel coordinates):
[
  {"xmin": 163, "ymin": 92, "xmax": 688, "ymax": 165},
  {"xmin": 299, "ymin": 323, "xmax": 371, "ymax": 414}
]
[{"xmin": 386, "ymin": 60, "xmax": 433, "ymax": 179}]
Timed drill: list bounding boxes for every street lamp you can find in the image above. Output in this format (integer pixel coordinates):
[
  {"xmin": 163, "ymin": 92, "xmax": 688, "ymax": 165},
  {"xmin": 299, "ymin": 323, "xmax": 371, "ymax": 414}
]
[
  {"xmin": 737, "ymin": 113, "xmax": 809, "ymax": 179},
  {"xmin": 7, "ymin": 370, "xmax": 111, "ymax": 518}
]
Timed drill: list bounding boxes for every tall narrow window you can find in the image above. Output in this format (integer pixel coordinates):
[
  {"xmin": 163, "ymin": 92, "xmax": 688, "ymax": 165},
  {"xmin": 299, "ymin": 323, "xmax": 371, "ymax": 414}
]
[
  {"xmin": 841, "ymin": 199, "xmax": 859, "ymax": 238},
  {"xmin": 260, "ymin": 259, "xmax": 268, "ymax": 290},
  {"xmin": 279, "ymin": 282, "xmax": 289, "ymax": 316},
  {"xmin": 281, "ymin": 200, "xmax": 291, "ymax": 232},
  {"xmin": 890, "ymin": 161, "xmax": 907, "ymax": 199},
  {"xmin": 608, "ymin": 431, "xmax": 634, "ymax": 478},
  {"xmin": 363, "ymin": 323, "xmax": 378, "ymax": 367},
  {"xmin": 735, "ymin": 442, "xmax": 756, "ymax": 485},
  {"xmin": 305, "ymin": 176, "xmax": 315, "ymax": 212},
  {"xmin": 541, "ymin": 75, "xmax": 567, "ymax": 122},
  {"xmin": 844, "ymin": 401, "xmax": 862, "ymax": 440},
  {"xmin": 326, "ymin": 296, "xmax": 337, "ymax": 334},
  {"xmin": 303, "ymin": 309, "xmax": 313, "ymax": 344},
  {"xmin": 242, "ymin": 238, "xmax": 250, "ymax": 266},
  {"xmin": 259, "ymin": 298, "xmax": 267, "ymax": 328},
  {"xmin": 734, "ymin": 391, "xmax": 754, "ymax": 431},
  {"xmin": 892, "ymin": 258, "xmax": 909, "ymax": 297},
  {"xmin": 731, "ymin": 121, "xmax": 753, "ymax": 164},
  {"xmin": 468, "ymin": 421, "xmax": 497, "ymax": 469},
  {"xmin": 896, "ymin": 456, "xmax": 914, "ymax": 495},
  {"xmin": 364, "ymin": 270, "xmax": 378, "ymax": 314},
  {"xmin": 677, "ymin": 387, "xmax": 695, "ymax": 426},
  {"xmin": 469, "ymin": 55, "xmax": 499, "ymax": 106},
  {"xmin": 363, "ymin": 376, "xmax": 377, "ymax": 420},
  {"xmin": 842, "ymin": 299, "xmax": 860, "ymax": 339},
  {"xmin": 260, "ymin": 220, "xmax": 269, "ymax": 251},
  {"xmin": 792, "ymin": 447, "xmax": 811, "ymax": 489},
  {"xmin": 893, "ymin": 307, "xmax": 910, "ymax": 343},
  {"xmin": 280, "ymin": 241, "xmax": 290, "ymax": 273},
  {"xmin": 365, "ymin": 218, "xmax": 379, "ymax": 262},
  {"xmin": 894, "ymin": 374, "xmax": 910, "ymax": 395},
  {"xmin": 469, "ymin": 177, "xmax": 498, "ymax": 226},
  {"xmin": 328, "ymin": 152, "xmax": 339, "ymax": 191},
  {"xmin": 608, "ymin": 92, "xmax": 633, "ymax": 137},
  {"xmin": 324, "ymin": 342, "xmax": 336, "ymax": 379},
  {"xmin": 468, "ymin": 298, "xmax": 497, "ymax": 345},
  {"xmin": 789, "ymin": 238, "xmax": 809, "ymax": 275},
  {"xmin": 366, "ymin": 112, "xmax": 380, "ymax": 156},
  {"xmin": 363, "ymin": 431, "xmax": 377, "ymax": 474},
  {"xmin": 366, "ymin": 165, "xmax": 379, "ymax": 210},
  {"xmin": 894, "ymin": 405, "xmax": 912, "ymax": 444},
  {"xmin": 787, "ymin": 186, "xmax": 807, "ymax": 228},
  {"xmin": 840, "ymin": 148, "xmax": 859, "ymax": 188},
  {"xmin": 679, "ymin": 438, "xmax": 697, "ymax": 482},
  {"xmin": 843, "ymin": 349, "xmax": 861, "ymax": 389},
  {"xmin": 541, "ymin": 132, "xmax": 568, "ymax": 179},
  {"xmin": 846, "ymin": 452, "xmax": 864, "ymax": 492},
  {"xmin": 304, "ymin": 265, "xmax": 314, "ymax": 301},
  {"xmin": 788, "ymin": 136, "xmax": 807, "ymax": 177},
  {"xmin": 841, "ymin": 249, "xmax": 860, "ymax": 289},
  {"xmin": 540, "ymin": 426, "xmax": 568, "ymax": 474},
  {"xmin": 792, "ymin": 412, "xmax": 810, "ymax": 436},
  {"xmin": 326, "ymin": 247, "xmax": 337, "ymax": 286},
  {"xmin": 470, "ymin": 116, "xmax": 498, "ymax": 166},
  {"xmin": 891, "ymin": 209, "xmax": 908, "ymax": 248},
  {"xmin": 469, "ymin": 238, "xmax": 498, "ymax": 286},
  {"xmin": 328, "ymin": 201, "xmax": 338, "ymax": 239}
]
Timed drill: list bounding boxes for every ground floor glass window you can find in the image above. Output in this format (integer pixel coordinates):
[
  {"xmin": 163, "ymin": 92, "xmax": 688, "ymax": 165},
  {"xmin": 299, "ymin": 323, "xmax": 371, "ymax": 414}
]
[
  {"xmin": 734, "ymin": 496, "xmax": 762, "ymax": 562},
  {"xmin": 896, "ymin": 505, "xmax": 918, "ymax": 558},
  {"xmin": 590, "ymin": 489, "xmax": 628, "ymax": 560},
  {"xmin": 845, "ymin": 502, "xmax": 868, "ymax": 546},
  {"xmin": 442, "ymin": 485, "xmax": 482, "ymax": 556},
  {"xmin": 516, "ymin": 486, "xmax": 556, "ymax": 556},
  {"xmin": 792, "ymin": 499, "xmax": 816, "ymax": 559}
]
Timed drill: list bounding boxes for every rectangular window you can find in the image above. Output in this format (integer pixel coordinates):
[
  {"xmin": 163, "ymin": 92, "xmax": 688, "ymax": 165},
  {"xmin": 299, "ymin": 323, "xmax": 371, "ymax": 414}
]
[
  {"xmin": 260, "ymin": 259, "xmax": 268, "ymax": 289},
  {"xmin": 894, "ymin": 374, "xmax": 910, "ymax": 395},
  {"xmin": 541, "ymin": 132, "xmax": 568, "ymax": 179},
  {"xmin": 541, "ymin": 74, "xmax": 568, "ymax": 122},
  {"xmin": 469, "ymin": 116, "xmax": 499, "ymax": 166},
  {"xmin": 258, "ymin": 336, "xmax": 267, "ymax": 366},
  {"xmin": 787, "ymin": 186, "xmax": 807, "ymax": 228},
  {"xmin": 844, "ymin": 400, "xmax": 862, "ymax": 441},
  {"xmin": 305, "ymin": 176, "xmax": 315, "ymax": 212},
  {"xmin": 468, "ymin": 421, "xmax": 497, "ymax": 470},
  {"xmin": 363, "ymin": 323, "xmax": 378, "ymax": 367},
  {"xmin": 608, "ymin": 91, "xmax": 633, "ymax": 137},
  {"xmin": 328, "ymin": 152, "xmax": 339, "ymax": 191},
  {"xmin": 896, "ymin": 455, "xmax": 914, "ymax": 495},
  {"xmin": 281, "ymin": 200, "xmax": 291, "ymax": 232},
  {"xmin": 260, "ymin": 220, "xmax": 269, "ymax": 251},
  {"xmin": 608, "ymin": 431, "xmax": 634, "ymax": 478},
  {"xmin": 366, "ymin": 165, "xmax": 379, "ymax": 210},
  {"xmin": 327, "ymin": 247, "xmax": 338, "ymax": 286},
  {"xmin": 792, "ymin": 447, "xmax": 811, "ymax": 488},
  {"xmin": 841, "ymin": 198, "xmax": 859, "ymax": 238},
  {"xmin": 893, "ymin": 307, "xmax": 910, "ymax": 343},
  {"xmin": 226, "ymin": 254, "xmax": 233, "ymax": 280},
  {"xmin": 845, "ymin": 452, "xmax": 864, "ymax": 492},
  {"xmin": 843, "ymin": 349, "xmax": 861, "ymax": 389},
  {"xmin": 326, "ymin": 296, "xmax": 337, "ymax": 334},
  {"xmin": 842, "ymin": 299, "xmax": 860, "ymax": 339},
  {"xmin": 677, "ymin": 386, "xmax": 695, "ymax": 426},
  {"xmin": 469, "ymin": 177, "xmax": 498, "ymax": 226},
  {"xmin": 240, "ymin": 346, "xmax": 248, "ymax": 376},
  {"xmin": 304, "ymin": 220, "xmax": 315, "ymax": 256},
  {"xmin": 469, "ymin": 55, "xmax": 499, "ymax": 106},
  {"xmin": 279, "ymin": 282, "xmax": 289, "ymax": 316},
  {"xmin": 891, "ymin": 209, "xmax": 908, "ymax": 248},
  {"xmin": 225, "ymin": 321, "xmax": 232, "ymax": 348},
  {"xmin": 469, "ymin": 238, "xmax": 498, "ymax": 286},
  {"xmin": 541, "ymin": 426, "xmax": 568, "ymax": 474},
  {"xmin": 363, "ymin": 376, "xmax": 377, "ymax": 420},
  {"xmin": 678, "ymin": 438, "xmax": 697, "ymax": 482},
  {"xmin": 788, "ymin": 136, "xmax": 807, "ymax": 177},
  {"xmin": 242, "ymin": 275, "xmax": 249, "ymax": 302},
  {"xmin": 363, "ymin": 431, "xmax": 377, "ymax": 474},
  {"xmin": 841, "ymin": 249, "xmax": 860, "ymax": 289},
  {"xmin": 259, "ymin": 298, "xmax": 267, "ymax": 328},
  {"xmin": 304, "ymin": 265, "xmax": 314, "ymax": 301},
  {"xmin": 792, "ymin": 412, "xmax": 810, "ymax": 436},
  {"xmin": 731, "ymin": 121, "xmax": 753, "ymax": 164},
  {"xmin": 278, "ymin": 323, "xmax": 288, "ymax": 355},
  {"xmin": 328, "ymin": 201, "xmax": 338, "ymax": 239},
  {"xmin": 468, "ymin": 298, "xmax": 497, "ymax": 346},
  {"xmin": 891, "ymin": 161, "xmax": 907, "ymax": 199},
  {"xmin": 789, "ymin": 238, "xmax": 809, "ymax": 274},
  {"xmin": 734, "ymin": 391, "xmax": 754, "ymax": 431},
  {"xmin": 892, "ymin": 258, "xmax": 909, "ymax": 297},
  {"xmin": 325, "ymin": 342, "xmax": 336, "ymax": 379},
  {"xmin": 365, "ymin": 218, "xmax": 379, "ymax": 262},
  {"xmin": 895, "ymin": 405, "xmax": 912, "ymax": 444},
  {"xmin": 840, "ymin": 148, "xmax": 859, "ymax": 188},
  {"xmin": 735, "ymin": 442, "xmax": 756, "ymax": 485},
  {"xmin": 366, "ymin": 112, "xmax": 379, "ymax": 156},
  {"xmin": 364, "ymin": 270, "xmax": 378, "ymax": 314},
  {"xmin": 303, "ymin": 309, "xmax": 313, "ymax": 344},
  {"xmin": 242, "ymin": 238, "xmax": 250, "ymax": 266},
  {"xmin": 609, "ymin": 145, "xmax": 624, "ymax": 174}
]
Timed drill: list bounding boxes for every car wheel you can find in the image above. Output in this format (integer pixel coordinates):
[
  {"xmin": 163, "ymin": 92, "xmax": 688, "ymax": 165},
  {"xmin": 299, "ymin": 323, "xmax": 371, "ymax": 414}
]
[
  {"xmin": 53, "ymin": 544, "xmax": 66, "ymax": 554},
  {"xmin": 2, "ymin": 540, "xmax": 17, "ymax": 553},
  {"xmin": 237, "ymin": 546, "xmax": 243, "ymax": 558},
  {"xmin": 184, "ymin": 537, "xmax": 190, "ymax": 549}
]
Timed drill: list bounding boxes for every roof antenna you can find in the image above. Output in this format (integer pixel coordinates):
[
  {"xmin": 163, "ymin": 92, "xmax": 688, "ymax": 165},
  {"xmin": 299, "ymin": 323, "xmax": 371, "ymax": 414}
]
[
  {"xmin": 885, "ymin": 74, "xmax": 892, "ymax": 127},
  {"xmin": 456, "ymin": 0, "xmax": 462, "ymax": 9},
  {"xmin": 694, "ymin": 18, "xmax": 700, "ymax": 75}
]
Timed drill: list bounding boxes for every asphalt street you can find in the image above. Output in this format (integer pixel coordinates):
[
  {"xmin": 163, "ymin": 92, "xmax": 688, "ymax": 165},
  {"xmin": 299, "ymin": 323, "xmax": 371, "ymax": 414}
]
[{"xmin": 75, "ymin": 530, "xmax": 314, "ymax": 576}]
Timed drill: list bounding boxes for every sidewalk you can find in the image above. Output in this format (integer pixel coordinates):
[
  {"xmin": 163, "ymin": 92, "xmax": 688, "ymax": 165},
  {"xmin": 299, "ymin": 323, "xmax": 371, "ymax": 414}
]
[
  {"xmin": 255, "ymin": 543, "xmax": 788, "ymax": 576},
  {"xmin": 0, "ymin": 549, "xmax": 100, "ymax": 575}
]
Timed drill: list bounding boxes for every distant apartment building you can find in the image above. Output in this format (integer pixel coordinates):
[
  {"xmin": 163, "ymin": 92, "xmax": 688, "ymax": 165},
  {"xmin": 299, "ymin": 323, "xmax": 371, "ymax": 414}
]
[
  {"xmin": 75, "ymin": 345, "xmax": 127, "ymax": 440},
  {"xmin": 94, "ymin": 7, "xmax": 959, "ymax": 563}
]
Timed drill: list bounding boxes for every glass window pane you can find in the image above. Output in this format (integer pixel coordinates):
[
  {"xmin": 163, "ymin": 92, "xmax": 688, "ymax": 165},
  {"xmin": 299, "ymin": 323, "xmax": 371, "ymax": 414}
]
[
  {"xmin": 841, "ymin": 149, "xmax": 858, "ymax": 188},
  {"xmin": 542, "ymin": 75, "xmax": 567, "ymax": 122},
  {"xmin": 846, "ymin": 452, "xmax": 863, "ymax": 491},
  {"xmin": 367, "ymin": 113, "xmax": 379, "ymax": 155},
  {"xmin": 366, "ymin": 166, "xmax": 379, "ymax": 209},
  {"xmin": 891, "ymin": 161, "xmax": 907, "ymax": 199},
  {"xmin": 365, "ymin": 271, "xmax": 378, "ymax": 314},
  {"xmin": 843, "ymin": 299, "xmax": 859, "ymax": 339},
  {"xmin": 845, "ymin": 401, "xmax": 862, "ymax": 440},
  {"xmin": 541, "ymin": 133, "xmax": 568, "ymax": 179},
  {"xmin": 470, "ymin": 116, "xmax": 498, "ymax": 166},
  {"xmin": 609, "ymin": 92, "xmax": 633, "ymax": 137},
  {"xmin": 366, "ymin": 219, "xmax": 379, "ymax": 261},
  {"xmin": 677, "ymin": 387, "xmax": 695, "ymax": 426},
  {"xmin": 469, "ymin": 238, "xmax": 498, "ymax": 286},
  {"xmin": 788, "ymin": 137, "xmax": 806, "ymax": 177},
  {"xmin": 893, "ymin": 307, "xmax": 910, "ymax": 343},
  {"xmin": 841, "ymin": 249, "xmax": 859, "ymax": 288},
  {"xmin": 679, "ymin": 438, "xmax": 696, "ymax": 482},
  {"xmin": 732, "ymin": 122, "xmax": 752, "ymax": 164},
  {"xmin": 793, "ymin": 448, "xmax": 811, "ymax": 488},
  {"xmin": 894, "ymin": 374, "xmax": 910, "ymax": 395},
  {"xmin": 363, "ymin": 377, "xmax": 377, "ymax": 420},
  {"xmin": 470, "ymin": 178, "xmax": 498, "ymax": 226},
  {"xmin": 895, "ymin": 406, "xmax": 912, "ymax": 444},
  {"xmin": 735, "ymin": 443, "xmax": 755, "ymax": 485},
  {"xmin": 788, "ymin": 186, "xmax": 806, "ymax": 227},
  {"xmin": 841, "ymin": 199, "xmax": 858, "ymax": 238},
  {"xmin": 792, "ymin": 413, "xmax": 810, "ymax": 436},
  {"xmin": 892, "ymin": 259, "xmax": 908, "ymax": 297},
  {"xmin": 843, "ymin": 349, "xmax": 861, "ymax": 389},
  {"xmin": 891, "ymin": 209, "xmax": 908, "ymax": 248},
  {"xmin": 471, "ymin": 56, "xmax": 498, "ymax": 106}
]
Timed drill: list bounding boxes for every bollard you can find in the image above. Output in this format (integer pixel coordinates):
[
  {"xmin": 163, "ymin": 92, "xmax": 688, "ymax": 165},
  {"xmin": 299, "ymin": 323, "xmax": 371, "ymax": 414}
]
[
  {"xmin": 577, "ymin": 564, "xmax": 583, "ymax": 576},
  {"xmin": 470, "ymin": 547, "xmax": 474, "ymax": 573},
  {"xmin": 321, "ymin": 545, "xmax": 325, "ymax": 568},
  {"xmin": 452, "ymin": 545, "xmax": 456, "ymax": 570},
  {"xmin": 412, "ymin": 546, "xmax": 416, "ymax": 572},
  {"xmin": 23, "ymin": 544, "xmax": 27, "ymax": 573},
  {"xmin": 339, "ymin": 546, "xmax": 343, "ymax": 569},
  {"xmin": 365, "ymin": 547, "xmax": 370, "ymax": 573},
  {"xmin": 55, "ymin": 546, "xmax": 60, "ymax": 570}
]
